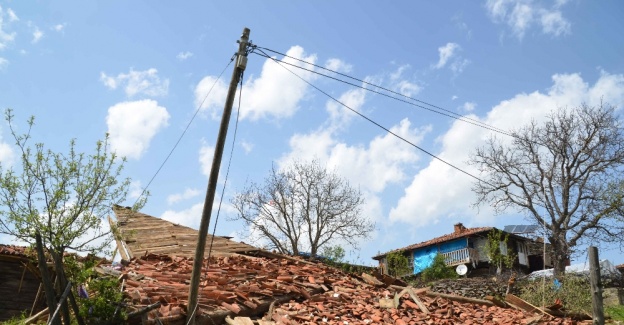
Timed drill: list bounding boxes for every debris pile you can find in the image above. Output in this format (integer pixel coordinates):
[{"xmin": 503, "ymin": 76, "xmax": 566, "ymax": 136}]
[
  {"xmin": 429, "ymin": 278, "xmax": 508, "ymax": 300},
  {"xmin": 113, "ymin": 254, "xmax": 589, "ymax": 324}
]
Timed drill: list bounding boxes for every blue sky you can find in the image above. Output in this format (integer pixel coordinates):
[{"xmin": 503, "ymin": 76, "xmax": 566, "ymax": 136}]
[{"xmin": 1, "ymin": 1, "xmax": 624, "ymax": 266}]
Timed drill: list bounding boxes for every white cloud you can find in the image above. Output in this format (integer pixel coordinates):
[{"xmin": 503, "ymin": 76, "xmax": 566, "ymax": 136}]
[
  {"xmin": 52, "ymin": 23, "xmax": 66, "ymax": 32},
  {"xmin": 389, "ymin": 71, "xmax": 624, "ymax": 227},
  {"xmin": 485, "ymin": 0, "xmax": 571, "ymax": 39},
  {"xmin": 452, "ymin": 95, "xmax": 459, "ymax": 101},
  {"xmin": 389, "ymin": 65, "xmax": 421, "ymax": 97},
  {"xmin": 129, "ymin": 181, "xmax": 143, "ymax": 199},
  {"xmin": 32, "ymin": 26, "xmax": 43, "ymax": 43},
  {"xmin": 433, "ymin": 43, "xmax": 460, "ymax": 69},
  {"xmin": 161, "ymin": 198, "xmax": 237, "ymax": 230},
  {"xmin": 325, "ymin": 58, "xmax": 352, "ymax": 73},
  {"xmin": 240, "ymin": 140, "xmax": 253, "ymax": 154},
  {"xmin": 0, "ymin": 136, "xmax": 15, "ymax": 167},
  {"xmin": 540, "ymin": 9, "xmax": 571, "ymax": 37},
  {"xmin": 6, "ymin": 8, "xmax": 18, "ymax": 22},
  {"xmin": 326, "ymin": 87, "xmax": 367, "ymax": 131},
  {"xmin": 199, "ymin": 140, "xmax": 215, "ymax": 178},
  {"xmin": 195, "ymin": 45, "xmax": 318, "ymax": 121},
  {"xmin": 167, "ymin": 188, "xmax": 201, "ymax": 205},
  {"xmin": 176, "ymin": 51, "xmax": 193, "ymax": 61},
  {"xmin": 461, "ymin": 102, "xmax": 476, "ymax": 112},
  {"xmin": 0, "ymin": 57, "xmax": 7, "ymax": 69},
  {"xmin": 106, "ymin": 99, "xmax": 170, "ymax": 160},
  {"xmin": 0, "ymin": 6, "xmax": 18, "ymax": 50},
  {"xmin": 161, "ymin": 202, "xmax": 203, "ymax": 229},
  {"xmin": 194, "ymin": 76, "xmax": 229, "ymax": 119},
  {"xmin": 100, "ymin": 68, "xmax": 170, "ymax": 98}
]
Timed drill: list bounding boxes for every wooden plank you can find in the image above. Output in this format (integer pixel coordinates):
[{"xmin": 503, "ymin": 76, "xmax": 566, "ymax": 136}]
[{"xmin": 505, "ymin": 294, "xmax": 546, "ymax": 315}]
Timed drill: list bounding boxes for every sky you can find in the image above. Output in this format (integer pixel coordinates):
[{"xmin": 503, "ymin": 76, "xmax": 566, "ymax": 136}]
[{"xmin": 1, "ymin": 1, "xmax": 624, "ymax": 266}]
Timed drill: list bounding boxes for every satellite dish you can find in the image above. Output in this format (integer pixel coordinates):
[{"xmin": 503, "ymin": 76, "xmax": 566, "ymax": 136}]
[{"xmin": 456, "ymin": 264, "xmax": 468, "ymax": 276}]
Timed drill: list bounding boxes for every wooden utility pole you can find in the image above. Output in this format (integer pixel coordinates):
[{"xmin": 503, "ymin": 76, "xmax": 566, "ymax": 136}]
[
  {"xmin": 186, "ymin": 27, "xmax": 250, "ymax": 325},
  {"xmin": 589, "ymin": 246, "xmax": 604, "ymax": 325}
]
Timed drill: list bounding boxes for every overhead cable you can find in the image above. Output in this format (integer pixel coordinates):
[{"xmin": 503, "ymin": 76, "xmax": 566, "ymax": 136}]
[
  {"xmin": 255, "ymin": 47, "xmax": 544, "ymax": 209},
  {"xmin": 132, "ymin": 55, "xmax": 236, "ymax": 207},
  {"xmin": 255, "ymin": 46, "xmax": 512, "ymax": 137}
]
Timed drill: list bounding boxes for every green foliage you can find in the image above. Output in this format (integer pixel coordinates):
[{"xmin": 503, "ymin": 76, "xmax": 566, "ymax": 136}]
[
  {"xmin": 321, "ymin": 245, "xmax": 345, "ymax": 263},
  {"xmin": 518, "ymin": 275, "xmax": 592, "ymax": 314},
  {"xmin": 0, "ymin": 311, "xmax": 28, "ymax": 325},
  {"xmin": 64, "ymin": 256, "xmax": 126, "ymax": 323},
  {"xmin": 606, "ymin": 305, "xmax": 624, "ymax": 321},
  {"xmin": 485, "ymin": 229, "xmax": 516, "ymax": 274},
  {"xmin": 421, "ymin": 253, "xmax": 458, "ymax": 281},
  {"xmin": 0, "ymin": 108, "xmax": 146, "ymax": 256},
  {"xmin": 386, "ymin": 251, "xmax": 411, "ymax": 277}
]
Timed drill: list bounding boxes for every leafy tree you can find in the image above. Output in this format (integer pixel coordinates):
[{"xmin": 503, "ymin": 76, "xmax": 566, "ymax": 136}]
[
  {"xmin": 231, "ymin": 159, "xmax": 373, "ymax": 257},
  {"xmin": 0, "ymin": 109, "xmax": 143, "ymax": 323},
  {"xmin": 386, "ymin": 251, "xmax": 411, "ymax": 277},
  {"xmin": 421, "ymin": 253, "xmax": 458, "ymax": 281},
  {"xmin": 485, "ymin": 229, "xmax": 516, "ymax": 274},
  {"xmin": 321, "ymin": 245, "xmax": 345, "ymax": 263},
  {"xmin": 471, "ymin": 103, "xmax": 624, "ymax": 278}
]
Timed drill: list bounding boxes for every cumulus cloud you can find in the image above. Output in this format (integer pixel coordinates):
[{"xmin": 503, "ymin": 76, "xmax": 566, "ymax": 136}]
[
  {"xmin": 485, "ymin": 0, "xmax": 571, "ymax": 39},
  {"xmin": 240, "ymin": 140, "xmax": 253, "ymax": 154},
  {"xmin": 176, "ymin": 51, "xmax": 193, "ymax": 61},
  {"xmin": 195, "ymin": 45, "xmax": 318, "ymax": 121},
  {"xmin": 100, "ymin": 68, "xmax": 170, "ymax": 97},
  {"xmin": 433, "ymin": 43, "xmax": 460, "ymax": 69},
  {"xmin": 199, "ymin": 140, "xmax": 215, "ymax": 178},
  {"xmin": 167, "ymin": 188, "xmax": 201, "ymax": 205},
  {"xmin": 32, "ymin": 26, "xmax": 43, "ymax": 43},
  {"xmin": 432, "ymin": 43, "xmax": 470, "ymax": 76},
  {"xmin": 106, "ymin": 99, "xmax": 170, "ymax": 160},
  {"xmin": 279, "ymin": 84, "xmax": 432, "ymax": 222},
  {"xmin": 0, "ymin": 57, "xmax": 7, "ymax": 69},
  {"xmin": 325, "ymin": 58, "xmax": 352, "ymax": 73},
  {"xmin": 461, "ymin": 102, "xmax": 476, "ymax": 112},
  {"xmin": 389, "ymin": 71, "xmax": 624, "ymax": 227},
  {"xmin": 0, "ymin": 136, "xmax": 15, "ymax": 167},
  {"xmin": 52, "ymin": 23, "xmax": 66, "ymax": 32},
  {"xmin": 0, "ymin": 6, "xmax": 18, "ymax": 50},
  {"xmin": 389, "ymin": 65, "xmax": 421, "ymax": 97},
  {"xmin": 161, "ymin": 202, "xmax": 203, "ymax": 229}
]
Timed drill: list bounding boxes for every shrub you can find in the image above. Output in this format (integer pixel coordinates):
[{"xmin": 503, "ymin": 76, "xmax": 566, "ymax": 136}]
[
  {"xmin": 421, "ymin": 253, "xmax": 458, "ymax": 281},
  {"xmin": 386, "ymin": 251, "xmax": 412, "ymax": 277},
  {"xmin": 518, "ymin": 275, "xmax": 592, "ymax": 313}
]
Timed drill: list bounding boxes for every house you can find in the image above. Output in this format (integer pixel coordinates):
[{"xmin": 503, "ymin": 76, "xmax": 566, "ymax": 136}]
[
  {"xmin": 372, "ymin": 223, "xmax": 553, "ymax": 276},
  {"xmin": 0, "ymin": 245, "xmax": 46, "ymax": 321}
]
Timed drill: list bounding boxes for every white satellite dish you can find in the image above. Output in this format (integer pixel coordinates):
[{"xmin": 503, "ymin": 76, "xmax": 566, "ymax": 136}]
[{"xmin": 456, "ymin": 264, "xmax": 468, "ymax": 276}]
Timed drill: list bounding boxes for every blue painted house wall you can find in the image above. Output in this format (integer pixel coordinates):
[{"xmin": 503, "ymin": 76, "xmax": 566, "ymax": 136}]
[{"xmin": 412, "ymin": 238, "xmax": 468, "ymax": 274}]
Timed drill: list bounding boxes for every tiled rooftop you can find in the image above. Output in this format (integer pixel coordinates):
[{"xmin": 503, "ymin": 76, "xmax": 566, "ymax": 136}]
[
  {"xmin": 111, "ymin": 253, "xmax": 579, "ymax": 325},
  {"xmin": 373, "ymin": 225, "xmax": 493, "ymax": 259}
]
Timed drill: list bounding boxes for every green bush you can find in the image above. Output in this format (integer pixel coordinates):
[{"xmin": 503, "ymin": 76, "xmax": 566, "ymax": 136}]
[
  {"xmin": 386, "ymin": 251, "xmax": 411, "ymax": 277},
  {"xmin": 421, "ymin": 253, "xmax": 458, "ymax": 281},
  {"xmin": 64, "ymin": 256, "xmax": 126, "ymax": 324},
  {"xmin": 518, "ymin": 275, "xmax": 592, "ymax": 314}
]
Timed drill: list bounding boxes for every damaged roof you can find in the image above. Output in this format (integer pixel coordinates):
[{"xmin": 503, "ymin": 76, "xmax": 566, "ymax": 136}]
[{"xmin": 111, "ymin": 205, "xmax": 262, "ymax": 260}]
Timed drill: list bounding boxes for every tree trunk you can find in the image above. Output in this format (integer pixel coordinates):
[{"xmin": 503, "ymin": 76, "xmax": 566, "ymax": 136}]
[
  {"xmin": 51, "ymin": 250, "xmax": 71, "ymax": 325},
  {"xmin": 550, "ymin": 233, "xmax": 568, "ymax": 279}
]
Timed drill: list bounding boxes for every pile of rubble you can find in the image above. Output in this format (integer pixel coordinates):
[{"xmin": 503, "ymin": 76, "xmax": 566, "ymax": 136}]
[
  {"xmin": 105, "ymin": 254, "xmax": 590, "ymax": 325},
  {"xmin": 429, "ymin": 278, "xmax": 508, "ymax": 300}
]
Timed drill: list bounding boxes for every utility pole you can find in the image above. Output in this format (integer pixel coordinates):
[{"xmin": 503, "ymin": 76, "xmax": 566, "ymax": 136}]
[
  {"xmin": 186, "ymin": 27, "xmax": 250, "ymax": 324},
  {"xmin": 589, "ymin": 246, "xmax": 605, "ymax": 325}
]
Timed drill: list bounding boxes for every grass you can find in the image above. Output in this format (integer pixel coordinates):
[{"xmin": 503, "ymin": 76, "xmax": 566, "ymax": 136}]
[{"xmin": 606, "ymin": 305, "xmax": 624, "ymax": 322}]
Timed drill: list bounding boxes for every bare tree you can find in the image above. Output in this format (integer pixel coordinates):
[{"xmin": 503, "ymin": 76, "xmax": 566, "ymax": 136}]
[
  {"xmin": 231, "ymin": 159, "xmax": 374, "ymax": 257},
  {"xmin": 471, "ymin": 103, "xmax": 624, "ymax": 278}
]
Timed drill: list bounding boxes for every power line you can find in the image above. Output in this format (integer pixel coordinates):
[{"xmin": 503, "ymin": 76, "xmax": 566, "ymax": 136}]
[
  {"xmin": 132, "ymin": 56, "xmax": 235, "ymax": 207},
  {"xmin": 255, "ymin": 47, "xmax": 545, "ymax": 209},
  {"xmin": 254, "ymin": 46, "xmax": 513, "ymax": 137}
]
